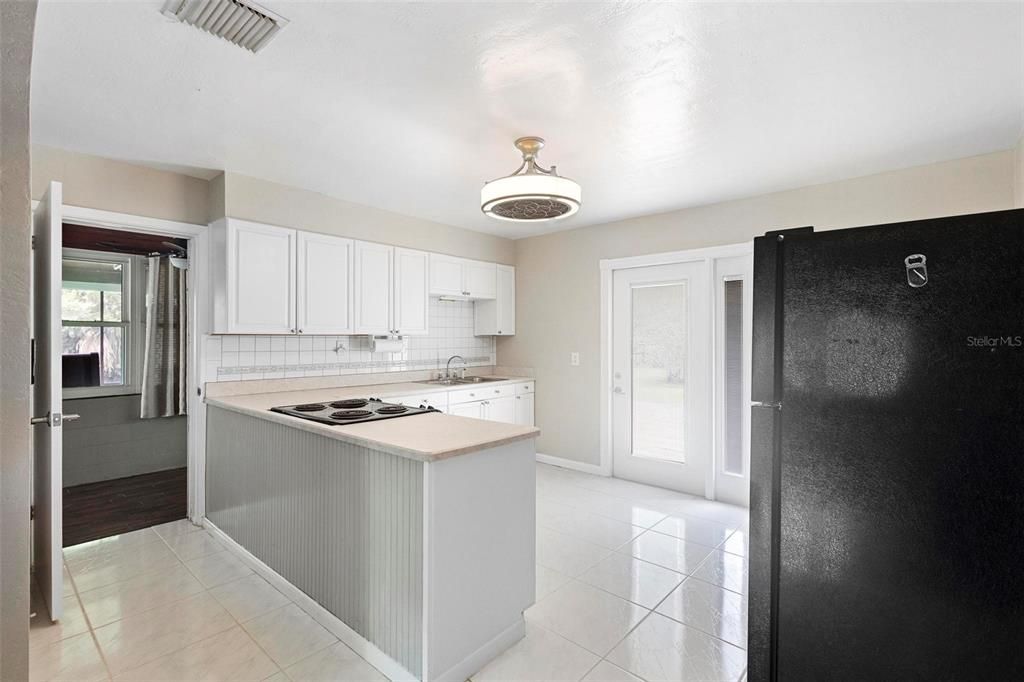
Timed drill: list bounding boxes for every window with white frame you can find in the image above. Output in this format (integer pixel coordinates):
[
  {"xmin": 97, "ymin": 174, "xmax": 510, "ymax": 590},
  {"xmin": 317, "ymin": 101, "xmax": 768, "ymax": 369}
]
[{"xmin": 61, "ymin": 249, "xmax": 143, "ymax": 397}]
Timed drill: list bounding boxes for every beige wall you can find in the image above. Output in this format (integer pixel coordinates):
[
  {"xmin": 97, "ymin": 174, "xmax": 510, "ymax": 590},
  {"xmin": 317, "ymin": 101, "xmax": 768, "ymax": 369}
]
[
  {"xmin": 1, "ymin": 2, "xmax": 38, "ymax": 678},
  {"xmin": 31, "ymin": 148, "xmax": 514, "ymax": 263},
  {"xmin": 499, "ymin": 150, "xmax": 1019, "ymax": 466},
  {"xmin": 32, "ymin": 145, "xmax": 210, "ymax": 224},
  {"xmin": 218, "ymin": 172, "xmax": 515, "ymax": 264}
]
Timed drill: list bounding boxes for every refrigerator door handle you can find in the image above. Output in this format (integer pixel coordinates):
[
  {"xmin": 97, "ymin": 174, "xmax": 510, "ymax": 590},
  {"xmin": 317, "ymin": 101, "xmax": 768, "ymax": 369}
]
[{"xmin": 752, "ymin": 401, "xmax": 782, "ymax": 409}]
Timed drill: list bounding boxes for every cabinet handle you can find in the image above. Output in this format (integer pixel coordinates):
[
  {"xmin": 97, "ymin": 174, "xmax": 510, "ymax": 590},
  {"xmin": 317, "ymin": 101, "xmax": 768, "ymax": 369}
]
[
  {"xmin": 290, "ymin": 328, "xmax": 296, "ymax": 334},
  {"xmin": 298, "ymin": 329, "xmax": 303, "ymax": 334},
  {"xmin": 497, "ymin": 330, "xmax": 502, "ymax": 334},
  {"xmin": 516, "ymin": 396, "xmax": 521, "ymax": 400},
  {"xmin": 494, "ymin": 389, "xmax": 500, "ymax": 394}
]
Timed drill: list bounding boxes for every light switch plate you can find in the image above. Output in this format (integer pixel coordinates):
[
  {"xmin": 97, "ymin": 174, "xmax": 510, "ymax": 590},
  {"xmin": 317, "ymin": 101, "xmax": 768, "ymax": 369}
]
[{"xmin": 570, "ymin": 352, "xmax": 580, "ymax": 366}]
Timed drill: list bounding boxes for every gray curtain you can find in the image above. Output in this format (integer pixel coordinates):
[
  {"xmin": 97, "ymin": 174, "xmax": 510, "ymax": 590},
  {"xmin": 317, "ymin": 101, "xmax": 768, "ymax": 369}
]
[{"xmin": 141, "ymin": 256, "xmax": 187, "ymax": 418}]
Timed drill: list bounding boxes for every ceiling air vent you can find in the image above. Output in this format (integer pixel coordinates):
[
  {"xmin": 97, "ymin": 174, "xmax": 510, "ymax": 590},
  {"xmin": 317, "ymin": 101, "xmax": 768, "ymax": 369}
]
[{"xmin": 161, "ymin": 0, "xmax": 288, "ymax": 53}]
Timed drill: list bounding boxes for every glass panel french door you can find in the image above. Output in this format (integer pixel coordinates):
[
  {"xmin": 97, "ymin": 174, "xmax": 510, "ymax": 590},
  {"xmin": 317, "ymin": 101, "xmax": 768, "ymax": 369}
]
[{"xmin": 612, "ymin": 262, "xmax": 710, "ymax": 495}]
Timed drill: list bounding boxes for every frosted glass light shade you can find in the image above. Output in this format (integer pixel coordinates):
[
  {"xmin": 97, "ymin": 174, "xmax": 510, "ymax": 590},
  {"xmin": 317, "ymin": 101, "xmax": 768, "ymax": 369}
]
[{"xmin": 480, "ymin": 174, "xmax": 582, "ymax": 222}]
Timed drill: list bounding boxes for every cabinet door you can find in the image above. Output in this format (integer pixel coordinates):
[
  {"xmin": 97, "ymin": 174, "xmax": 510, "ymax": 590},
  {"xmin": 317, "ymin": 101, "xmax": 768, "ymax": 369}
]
[
  {"xmin": 429, "ymin": 254, "xmax": 465, "ymax": 296},
  {"xmin": 449, "ymin": 400, "xmax": 483, "ymax": 419},
  {"xmin": 464, "ymin": 260, "xmax": 497, "ymax": 299},
  {"xmin": 496, "ymin": 264, "xmax": 515, "ymax": 335},
  {"xmin": 514, "ymin": 393, "xmax": 535, "ymax": 426},
  {"xmin": 228, "ymin": 220, "xmax": 296, "ymax": 333},
  {"xmin": 393, "ymin": 248, "xmax": 429, "ymax": 335},
  {"xmin": 296, "ymin": 232, "xmax": 353, "ymax": 335},
  {"xmin": 353, "ymin": 241, "xmax": 393, "ymax": 335},
  {"xmin": 486, "ymin": 395, "xmax": 517, "ymax": 424}
]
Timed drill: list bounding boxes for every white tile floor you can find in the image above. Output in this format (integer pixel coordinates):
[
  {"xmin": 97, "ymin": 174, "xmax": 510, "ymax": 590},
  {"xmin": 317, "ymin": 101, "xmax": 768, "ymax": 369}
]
[
  {"xmin": 474, "ymin": 464, "xmax": 749, "ymax": 682},
  {"xmin": 31, "ymin": 463, "xmax": 748, "ymax": 682}
]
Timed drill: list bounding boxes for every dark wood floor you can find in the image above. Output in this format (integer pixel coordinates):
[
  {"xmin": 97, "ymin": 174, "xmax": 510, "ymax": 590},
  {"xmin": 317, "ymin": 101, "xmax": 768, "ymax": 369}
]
[{"xmin": 63, "ymin": 468, "xmax": 187, "ymax": 547}]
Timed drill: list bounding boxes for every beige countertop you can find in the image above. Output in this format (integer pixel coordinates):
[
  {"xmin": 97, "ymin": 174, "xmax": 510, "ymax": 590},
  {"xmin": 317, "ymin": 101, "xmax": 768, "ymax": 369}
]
[{"xmin": 204, "ymin": 378, "xmax": 539, "ymax": 463}]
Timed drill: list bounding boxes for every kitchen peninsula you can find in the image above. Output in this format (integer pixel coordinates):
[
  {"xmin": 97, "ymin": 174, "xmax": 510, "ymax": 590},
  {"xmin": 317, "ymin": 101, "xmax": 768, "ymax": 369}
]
[{"xmin": 203, "ymin": 380, "xmax": 539, "ymax": 682}]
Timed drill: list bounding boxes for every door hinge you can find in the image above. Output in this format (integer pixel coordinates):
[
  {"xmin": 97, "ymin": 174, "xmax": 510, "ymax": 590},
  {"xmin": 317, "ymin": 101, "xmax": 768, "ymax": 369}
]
[
  {"xmin": 31, "ymin": 235, "xmax": 36, "ymax": 250},
  {"xmin": 30, "ymin": 505, "xmax": 35, "ymax": 520}
]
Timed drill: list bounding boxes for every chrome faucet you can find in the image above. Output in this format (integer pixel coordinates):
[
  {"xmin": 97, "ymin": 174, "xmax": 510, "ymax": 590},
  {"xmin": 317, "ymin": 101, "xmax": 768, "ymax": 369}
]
[{"xmin": 445, "ymin": 355, "xmax": 465, "ymax": 380}]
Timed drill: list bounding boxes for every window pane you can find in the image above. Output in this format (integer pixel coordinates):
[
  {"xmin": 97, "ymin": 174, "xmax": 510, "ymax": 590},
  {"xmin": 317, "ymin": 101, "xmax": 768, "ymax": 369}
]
[
  {"xmin": 102, "ymin": 291, "xmax": 123, "ymax": 322},
  {"xmin": 101, "ymin": 327, "xmax": 124, "ymax": 385},
  {"xmin": 723, "ymin": 280, "xmax": 744, "ymax": 475},
  {"xmin": 62, "ymin": 259, "xmax": 123, "ymax": 321},
  {"xmin": 61, "ymin": 288, "xmax": 102, "ymax": 321},
  {"xmin": 631, "ymin": 282, "xmax": 687, "ymax": 462},
  {"xmin": 61, "ymin": 325, "xmax": 125, "ymax": 387}
]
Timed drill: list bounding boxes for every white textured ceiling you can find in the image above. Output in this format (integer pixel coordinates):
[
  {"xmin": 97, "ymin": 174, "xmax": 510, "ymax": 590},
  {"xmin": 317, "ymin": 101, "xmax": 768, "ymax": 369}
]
[{"xmin": 32, "ymin": 1, "xmax": 1024, "ymax": 239}]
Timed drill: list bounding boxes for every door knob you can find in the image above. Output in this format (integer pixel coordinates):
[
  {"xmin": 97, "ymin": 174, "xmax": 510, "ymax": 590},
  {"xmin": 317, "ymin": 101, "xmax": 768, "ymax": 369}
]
[
  {"xmin": 613, "ymin": 386, "xmax": 624, "ymax": 394},
  {"xmin": 30, "ymin": 412, "xmax": 79, "ymax": 426}
]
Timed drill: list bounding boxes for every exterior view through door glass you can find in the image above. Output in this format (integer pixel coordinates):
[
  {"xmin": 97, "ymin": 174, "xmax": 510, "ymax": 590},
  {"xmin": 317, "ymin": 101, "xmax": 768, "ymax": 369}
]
[
  {"xmin": 612, "ymin": 262, "xmax": 710, "ymax": 495},
  {"xmin": 713, "ymin": 254, "xmax": 753, "ymax": 506}
]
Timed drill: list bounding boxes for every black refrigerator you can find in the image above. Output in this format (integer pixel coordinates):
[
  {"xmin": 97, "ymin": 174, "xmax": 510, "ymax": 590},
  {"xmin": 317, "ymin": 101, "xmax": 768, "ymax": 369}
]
[{"xmin": 748, "ymin": 209, "xmax": 1024, "ymax": 681}]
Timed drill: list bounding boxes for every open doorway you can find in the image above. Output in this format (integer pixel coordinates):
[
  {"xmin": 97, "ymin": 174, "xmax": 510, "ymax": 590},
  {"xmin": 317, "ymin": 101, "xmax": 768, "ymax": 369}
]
[{"xmin": 59, "ymin": 224, "xmax": 191, "ymax": 546}]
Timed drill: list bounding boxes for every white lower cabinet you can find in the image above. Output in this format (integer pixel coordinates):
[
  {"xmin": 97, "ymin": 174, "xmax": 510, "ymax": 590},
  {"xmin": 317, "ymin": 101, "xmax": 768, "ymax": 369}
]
[
  {"xmin": 448, "ymin": 393, "xmax": 516, "ymax": 423},
  {"xmin": 390, "ymin": 393, "xmax": 448, "ymax": 413},
  {"xmin": 514, "ymin": 393, "xmax": 535, "ymax": 426},
  {"xmin": 486, "ymin": 395, "xmax": 516, "ymax": 423},
  {"xmin": 448, "ymin": 401, "xmax": 482, "ymax": 418},
  {"xmin": 390, "ymin": 381, "xmax": 532, "ymax": 424}
]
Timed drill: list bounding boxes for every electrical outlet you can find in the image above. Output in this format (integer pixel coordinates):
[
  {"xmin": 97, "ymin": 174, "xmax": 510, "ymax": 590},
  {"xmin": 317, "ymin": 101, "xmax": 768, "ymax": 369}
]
[{"xmin": 570, "ymin": 352, "xmax": 580, "ymax": 366}]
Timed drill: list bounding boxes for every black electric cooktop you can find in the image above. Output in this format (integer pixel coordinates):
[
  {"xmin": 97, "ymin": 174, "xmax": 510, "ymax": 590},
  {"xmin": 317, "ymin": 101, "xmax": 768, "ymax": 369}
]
[{"xmin": 270, "ymin": 397, "xmax": 437, "ymax": 425}]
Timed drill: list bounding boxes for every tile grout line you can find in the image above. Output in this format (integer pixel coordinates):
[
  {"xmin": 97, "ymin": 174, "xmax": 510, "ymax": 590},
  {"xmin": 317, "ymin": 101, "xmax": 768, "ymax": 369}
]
[
  {"xmin": 62, "ymin": 554, "xmax": 115, "ymax": 681},
  {"xmin": 208, "ymin": 583, "xmax": 289, "ymax": 681}
]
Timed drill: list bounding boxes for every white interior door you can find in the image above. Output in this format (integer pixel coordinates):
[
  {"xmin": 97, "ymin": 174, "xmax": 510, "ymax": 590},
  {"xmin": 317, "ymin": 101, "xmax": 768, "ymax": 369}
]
[
  {"xmin": 32, "ymin": 181, "xmax": 65, "ymax": 621},
  {"xmin": 612, "ymin": 262, "xmax": 710, "ymax": 495},
  {"xmin": 713, "ymin": 255, "xmax": 753, "ymax": 506}
]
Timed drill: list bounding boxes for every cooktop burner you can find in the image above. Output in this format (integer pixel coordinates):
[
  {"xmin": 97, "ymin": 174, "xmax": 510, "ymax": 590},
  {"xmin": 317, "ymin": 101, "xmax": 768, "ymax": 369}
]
[
  {"xmin": 330, "ymin": 410, "xmax": 373, "ymax": 420},
  {"xmin": 330, "ymin": 399, "xmax": 369, "ymax": 409},
  {"xmin": 271, "ymin": 397, "xmax": 438, "ymax": 425},
  {"xmin": 293, "ymin": 403, "xmax": 327, "ymax": 412}
]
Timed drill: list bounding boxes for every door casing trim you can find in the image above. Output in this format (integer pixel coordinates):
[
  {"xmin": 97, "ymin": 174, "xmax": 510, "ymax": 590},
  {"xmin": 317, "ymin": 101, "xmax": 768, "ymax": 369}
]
[
  {"xmin": 599, "ymin": 242, "xmax": 753, "ymax": 499},
  {"xmin": 33, "ymin": 200, "xmax": 209, "ymax": 522}
]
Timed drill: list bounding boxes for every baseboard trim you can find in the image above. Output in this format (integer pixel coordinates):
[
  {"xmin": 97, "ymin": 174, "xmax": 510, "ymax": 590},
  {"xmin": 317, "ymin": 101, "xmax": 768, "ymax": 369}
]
[
  {"xmin": 203, "ymin": 519, "xmax": 417, "ymax": 682},
  {"xmin": 432, "ymin": 618, "xmax": 525, "ymax": 682},
  {"xmin": 536, "ymin": 452, "xmax": 609, "ymax": 477}
]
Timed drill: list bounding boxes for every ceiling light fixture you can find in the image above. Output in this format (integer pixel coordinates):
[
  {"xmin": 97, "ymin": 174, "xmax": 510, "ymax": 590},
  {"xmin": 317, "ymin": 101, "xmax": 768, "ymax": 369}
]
[{"xmin": 481, "ymin": 137, "xmax": 581, "ymax": 222}]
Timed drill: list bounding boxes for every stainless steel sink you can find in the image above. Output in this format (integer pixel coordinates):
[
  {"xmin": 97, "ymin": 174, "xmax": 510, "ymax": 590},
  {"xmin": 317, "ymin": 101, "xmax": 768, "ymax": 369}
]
[{"xmin": 416, "ymin": 376, "xmax": 508, "ymax": 386}]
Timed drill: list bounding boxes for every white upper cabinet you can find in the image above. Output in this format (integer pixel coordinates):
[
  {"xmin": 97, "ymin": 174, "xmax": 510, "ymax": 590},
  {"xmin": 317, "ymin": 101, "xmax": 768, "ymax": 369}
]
[
  {"xmin": 464, "ymin": 260, "xmax": 497, "ymax": 299},
  {"xmin": 213, "ymin": 218, "xmax": 296, "ymax": 334},
  {"xmin": 353, "ymin": 241, "xmax": 393, "ymax": 335},
  {"xmin": 211, "ymin": 218, "xmax": 507, "ymax": 338},
  {"xmin": 474, "ymin": 264, "xmax": 515, "ymax": 336},
  {"xmin": 429, "ymin": 254, "xmax": 465, "ymax": 297},
  {"xmin": 296, "ymin": 232, "xmax": 353, "ymax": 335},
  {"xmin": 393, "ymin": 248, "xmax": 429, "ymax": 336},
  {"xmin": 429, "ymin": 254, "xmax": 497, "ymax": 300}
]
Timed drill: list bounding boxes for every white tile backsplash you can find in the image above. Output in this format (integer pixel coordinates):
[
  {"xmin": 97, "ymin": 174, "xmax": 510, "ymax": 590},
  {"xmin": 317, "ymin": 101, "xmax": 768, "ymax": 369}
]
[{"xmin": 204, "ymin": 298, "xmax": 495, "ymax": 382}]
